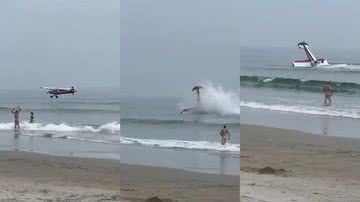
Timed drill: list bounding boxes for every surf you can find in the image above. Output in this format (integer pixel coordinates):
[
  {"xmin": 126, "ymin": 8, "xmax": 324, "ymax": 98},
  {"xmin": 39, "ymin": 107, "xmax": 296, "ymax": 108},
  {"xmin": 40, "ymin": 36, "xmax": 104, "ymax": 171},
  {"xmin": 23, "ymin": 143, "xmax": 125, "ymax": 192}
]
[
  {"xmin": 240, "ymin": 101, "xmax": 360, "ymax": 119},
  {"xmin": 121, "ymin": 118, "xmax": 239, "ymax": 126},
  {"xmin": 241, "ymin": 75, "xmax": 360, "ymax": 94},
  {"xmin": 0, "ymin": 121, "xmax": 120, "ymax": 134},
  {"xmin": 120, "ymin": 136, "xmax": 240, "ymax": 152}
]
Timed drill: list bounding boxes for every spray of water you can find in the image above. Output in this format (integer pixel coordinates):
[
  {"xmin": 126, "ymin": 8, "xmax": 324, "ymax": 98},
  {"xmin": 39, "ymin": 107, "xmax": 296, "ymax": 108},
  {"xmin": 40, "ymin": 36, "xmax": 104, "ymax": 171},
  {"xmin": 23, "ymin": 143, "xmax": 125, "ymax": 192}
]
[{"xmin": 182, "ymin": 82, "xmax": 240, "ymax": 115}]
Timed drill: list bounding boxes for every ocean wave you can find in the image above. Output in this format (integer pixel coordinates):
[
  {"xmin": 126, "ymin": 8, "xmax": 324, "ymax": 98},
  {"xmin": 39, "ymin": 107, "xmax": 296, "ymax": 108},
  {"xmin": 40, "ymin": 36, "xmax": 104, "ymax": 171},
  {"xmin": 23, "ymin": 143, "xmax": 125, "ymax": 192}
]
[
  {"xmin": 120, "ymin": 136, "xmax": 240, "ymax": 152},
  {"xmin": 240, "ymin": 75, "xmax": 360, "ymax": 94},
  {"xmin": 120, "ymin": 118, "xmax": 239, "ymax": 126},
  {"xmin": 264, "ymin": 63, "xmax": 360, "ymax": 71},
  {"xmin": 0, "ymin": 121, "xmax": 120, "ymax": 134},
  {"xmin": 64, "ymin": 136, "xmax": 113, "ymax": 144},
  {"xmin": 240, "ymin": 101, "xmax": 360, "ymax": 119},
  {"xmin": 21, "ymin": 133, "xmax": 115, "ymax": 144},
  {"xmin": 317, "ymin": 64, "xmax": 360, "ymax": 70},
  {"xmin": 56, "ymin": 100, "xmax": 120, "ymax": 105}
]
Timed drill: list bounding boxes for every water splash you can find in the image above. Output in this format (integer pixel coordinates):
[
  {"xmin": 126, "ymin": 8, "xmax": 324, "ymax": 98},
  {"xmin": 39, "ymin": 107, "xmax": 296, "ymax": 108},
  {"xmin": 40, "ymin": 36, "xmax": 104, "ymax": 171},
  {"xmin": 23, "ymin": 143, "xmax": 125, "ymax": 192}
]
[{"xmin": 185, "ymin": 82, "xmax": 240, "ymax": 115}]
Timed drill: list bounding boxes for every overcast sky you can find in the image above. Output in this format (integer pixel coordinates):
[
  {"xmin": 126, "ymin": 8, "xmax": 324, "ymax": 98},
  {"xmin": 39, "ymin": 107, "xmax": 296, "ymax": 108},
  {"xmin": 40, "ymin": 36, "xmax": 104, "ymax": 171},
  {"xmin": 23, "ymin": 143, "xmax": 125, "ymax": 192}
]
[
  {"xmin": 0, "ymin": 0, "xmax": 120, "ymax": 89},
  {"xmin": 239, "ymin": 0, "xmax": 360, "ymax": 50},
  {"xmin": 120, "ymin": 0, "xmax": 240, "ymax": 97}
]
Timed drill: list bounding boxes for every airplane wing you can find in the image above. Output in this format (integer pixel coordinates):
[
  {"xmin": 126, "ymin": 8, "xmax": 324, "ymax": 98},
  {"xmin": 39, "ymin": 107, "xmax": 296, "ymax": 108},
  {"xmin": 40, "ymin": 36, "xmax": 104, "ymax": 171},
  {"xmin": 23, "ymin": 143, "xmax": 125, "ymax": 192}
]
[
  {"xmin": 41, "ymin": 87, "xmax": 72, "ymax": 90},
  {"xmin": 41, "ymin": 87, "xmax": 57, "ymax": 90},
  {"xmin": 57, "ymin": 88, "xmax": 73, "ymax": 90}
]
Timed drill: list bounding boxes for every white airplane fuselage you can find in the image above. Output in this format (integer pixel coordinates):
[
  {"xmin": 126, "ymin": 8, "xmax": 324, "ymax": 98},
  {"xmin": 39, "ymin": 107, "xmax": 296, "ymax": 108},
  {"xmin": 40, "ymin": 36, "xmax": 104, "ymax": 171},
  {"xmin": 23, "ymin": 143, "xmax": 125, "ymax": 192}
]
[{"xmin": 292, "ymin": 59, "xmax": 329, "ymax": 67}]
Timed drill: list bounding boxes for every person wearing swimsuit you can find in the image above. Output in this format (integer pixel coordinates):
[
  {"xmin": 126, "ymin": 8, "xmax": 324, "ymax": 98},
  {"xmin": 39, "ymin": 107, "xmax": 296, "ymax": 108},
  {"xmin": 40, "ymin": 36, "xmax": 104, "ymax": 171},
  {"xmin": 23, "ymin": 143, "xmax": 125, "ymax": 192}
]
[
  {"xmin": 219, "ymin": 125, "xmax": 230, "ymax": 145},
  {"xmin": 11, "ymin": 106, "xmax": 21, "ymax": 131},
  {"xmin": 323, "ymin": 81, "xmax": 333, "ymax": 105}
]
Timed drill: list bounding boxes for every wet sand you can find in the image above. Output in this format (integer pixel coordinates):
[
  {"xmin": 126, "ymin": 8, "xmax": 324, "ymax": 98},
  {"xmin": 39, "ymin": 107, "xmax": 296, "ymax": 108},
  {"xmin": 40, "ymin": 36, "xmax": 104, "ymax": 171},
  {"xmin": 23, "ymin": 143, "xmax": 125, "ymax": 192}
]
[
  {"xmin": 0, "ymin": 151, "xmax": 239, "ymax": 202},
  {"xmin": 240, "ymin": 124, "xmax": 360, "ymax": 202}
]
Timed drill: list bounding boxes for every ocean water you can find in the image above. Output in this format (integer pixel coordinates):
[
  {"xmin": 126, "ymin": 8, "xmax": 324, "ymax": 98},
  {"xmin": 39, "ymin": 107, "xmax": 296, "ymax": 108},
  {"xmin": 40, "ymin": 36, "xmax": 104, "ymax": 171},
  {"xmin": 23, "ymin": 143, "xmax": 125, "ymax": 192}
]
[
  {"xmin": 241, "ymin": 47, "xmax": 360, "ymax": 138},
  {"xmin": 0, "ymin": 88, "xmax": 120, "ymax": 159},
  {"xmin": 120, "ymin": 82, "xmax": 240, "ymax": 175}
]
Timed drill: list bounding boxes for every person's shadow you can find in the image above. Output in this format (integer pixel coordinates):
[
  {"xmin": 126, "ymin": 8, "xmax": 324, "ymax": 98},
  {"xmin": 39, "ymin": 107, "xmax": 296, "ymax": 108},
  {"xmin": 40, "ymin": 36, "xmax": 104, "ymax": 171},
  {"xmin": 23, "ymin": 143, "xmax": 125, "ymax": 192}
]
[
  {"xmin": 219, "ymin": 152, "xmax": 227, "ymax": 175},
  {"xmin": 320, "ymin": 116, "xmax": 330, "ymax": 136}
]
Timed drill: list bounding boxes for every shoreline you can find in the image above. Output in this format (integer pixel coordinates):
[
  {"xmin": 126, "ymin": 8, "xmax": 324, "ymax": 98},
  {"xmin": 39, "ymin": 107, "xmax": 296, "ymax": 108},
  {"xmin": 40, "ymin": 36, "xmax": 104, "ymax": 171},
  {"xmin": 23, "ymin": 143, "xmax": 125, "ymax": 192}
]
[
  {"xmin": 0, "ymin": 150, "xmax": 239, "ymax": 202},
  {"xmin": 240, "ymin": 105, "xmax": 360, "ymax": 138},
  {"xmin": 240, "ymin": 124, "xmax": 360, "ymax": 202},
  {"xmin": 0, "ymin": 129, "xmax": 240, "ymax": 176},
  {"xmin": 119, "ymin": 143, "xmax": 240, "ymax": 176}
]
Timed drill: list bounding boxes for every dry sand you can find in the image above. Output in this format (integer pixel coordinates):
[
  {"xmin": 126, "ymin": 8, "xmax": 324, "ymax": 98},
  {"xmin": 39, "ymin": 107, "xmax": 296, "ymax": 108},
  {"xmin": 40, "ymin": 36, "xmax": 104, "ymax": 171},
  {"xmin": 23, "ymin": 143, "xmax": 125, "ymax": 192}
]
[
  {"xmin": 240, "ymin": 124, "xmax": 360, "ymax": 202},
  {"xmin": 0, "ymin": 151, "xmax": 239, "ymax": 202},
  {"xmin": 0, "ymin": 151, "xmax": 121, "ymax": 202}
]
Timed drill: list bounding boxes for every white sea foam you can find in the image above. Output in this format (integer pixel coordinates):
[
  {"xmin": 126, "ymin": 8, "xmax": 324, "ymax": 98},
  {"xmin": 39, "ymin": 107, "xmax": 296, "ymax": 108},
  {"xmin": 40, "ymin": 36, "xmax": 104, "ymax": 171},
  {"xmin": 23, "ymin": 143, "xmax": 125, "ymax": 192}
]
[
  {"xmin": 240, "ymin": 101, "xmax": 360, "ymax": 119},
  {"xmin": 263, "ymin": 78, "xmax": 274, "ymax": 82},
  {"xmin": 120, "ymin": 136, "xmax": 240, "ymax": 152},
  {"xmin": 318, "ymin": 64, "xmax": 348, "ymax": 69},
  {"xmin": 318, "ymin": 63, "xmax": 360, "ymax": 70},
  {"xmin": 65, "ymin": 136, "xmax": 113, "ymax": 144},
  {"xmin": 0, "ymin": 121, "xmax": 120, "ymax": 134}
]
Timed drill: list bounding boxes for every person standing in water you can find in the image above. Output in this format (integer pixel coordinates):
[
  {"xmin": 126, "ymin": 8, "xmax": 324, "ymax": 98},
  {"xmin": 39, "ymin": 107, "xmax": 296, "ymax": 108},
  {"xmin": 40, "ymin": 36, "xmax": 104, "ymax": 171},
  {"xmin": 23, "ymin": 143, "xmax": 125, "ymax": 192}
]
[
  {"xmin": 323, "ymin": 81, "xmax": 333, "ymax": 105},
  {"xmin": 219, "ymin": 125, "xmax": 230, "ymax": 145},
  {"xmin": 11, "ymin": 106, "xmax": 21, "ymax": 131},
  {"xmin": 30, "ymin": 112, "xmax": 34, "ymax": 123}
]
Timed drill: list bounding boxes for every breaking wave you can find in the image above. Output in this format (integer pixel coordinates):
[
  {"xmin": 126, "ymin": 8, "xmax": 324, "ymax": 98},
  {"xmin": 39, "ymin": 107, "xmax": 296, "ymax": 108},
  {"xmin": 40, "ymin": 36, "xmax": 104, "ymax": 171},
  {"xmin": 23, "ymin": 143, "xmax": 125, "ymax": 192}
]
[
  {"xmin": 317, "ymin": 64, "xmax": 360, "ymax": 70},
  {"xmin": 240, "ymin": 101, "xmax": 360, "ymax": 119},
  {"xmin": 121, "ymin": 118, "xmax": 239, "ymax": 126},
  {"xmin": 0, "ymin": 121, "xmax": 120, "ymax": 134},
  {"xmin": 21, "ymin": 133, "xmax": 115, "ymax": 144},
  {"xmin": 241, "ymin": 75, "xmax": 360, "ymax": 94},
  {"xmin": 120, "ymin": 136, "xmax": 240, "ymax": 152}
]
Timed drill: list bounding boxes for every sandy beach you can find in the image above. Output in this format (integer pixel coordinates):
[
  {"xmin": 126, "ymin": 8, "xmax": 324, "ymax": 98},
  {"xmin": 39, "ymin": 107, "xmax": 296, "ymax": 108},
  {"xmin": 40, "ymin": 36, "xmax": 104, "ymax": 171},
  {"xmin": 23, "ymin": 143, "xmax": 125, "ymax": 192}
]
[
  {"xmin": 0, "ymin": 151, "xmax": 121, "ymax": 201},
  {"xmin": 240, "ymin": 124, "xmax": 360, "ymax": 202},
  {"xmin": 0, "ymin": 151, "xmax": 239, "ymax": 202},
  {"xmin": 120, "ymin": 163, "xmax": 239, "ymax": 202}
]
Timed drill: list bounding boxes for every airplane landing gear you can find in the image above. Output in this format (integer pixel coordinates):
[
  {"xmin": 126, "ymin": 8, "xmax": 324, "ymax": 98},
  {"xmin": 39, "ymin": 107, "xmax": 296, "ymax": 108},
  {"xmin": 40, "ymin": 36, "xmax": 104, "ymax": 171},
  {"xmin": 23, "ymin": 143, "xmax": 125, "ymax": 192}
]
[{"xmin": 50, "ymin": 95, "xmax": 59, "ymax": 98}]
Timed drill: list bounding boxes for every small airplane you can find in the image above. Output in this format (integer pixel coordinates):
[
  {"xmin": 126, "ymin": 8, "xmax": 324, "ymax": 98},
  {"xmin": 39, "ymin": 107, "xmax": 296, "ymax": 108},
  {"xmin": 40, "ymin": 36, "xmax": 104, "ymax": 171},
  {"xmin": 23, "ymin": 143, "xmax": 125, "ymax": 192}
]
[
  {"xmin": 292, "ymin": 41, "xmax": 329, "ymax": 67},
  {"xmin": 41, "ymin": 86, "xmax": 77, "ymax": 98},
  {"xmin": 181, "ymin": 85, "xmax": 203, "ymax": 113}
]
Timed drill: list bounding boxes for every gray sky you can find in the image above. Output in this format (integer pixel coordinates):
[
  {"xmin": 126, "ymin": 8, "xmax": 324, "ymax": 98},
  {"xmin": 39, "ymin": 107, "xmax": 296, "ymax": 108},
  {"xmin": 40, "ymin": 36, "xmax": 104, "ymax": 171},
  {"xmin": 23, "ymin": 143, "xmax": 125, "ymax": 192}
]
[
  {"xmin": 0, "ymin": 0, "xmax": 120, "ymax": 89},
  {"xmin": 120, "ymin": 0, "xmax": 240, "ymax": 97},
  {"xmin": 240, "ymin": 0, "xmax": 360, "ymax": 50}
]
